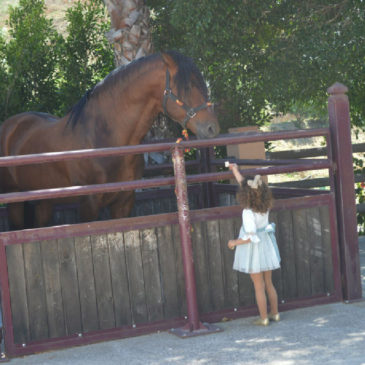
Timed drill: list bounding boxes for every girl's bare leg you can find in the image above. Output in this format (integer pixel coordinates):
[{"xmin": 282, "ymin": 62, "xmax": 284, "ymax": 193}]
[
  {"xmin": 263, "ymin": 270, "xmax": 278, "ymax": 315},
  {"xmin": 250, "ymin": 272, "xmax": 268, "ymax": 319}
]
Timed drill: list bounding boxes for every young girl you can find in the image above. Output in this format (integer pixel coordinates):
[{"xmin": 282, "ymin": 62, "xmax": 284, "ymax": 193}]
[{"xmin": 227, "ymin": 163, "xmax": 281, "ymax": 326}]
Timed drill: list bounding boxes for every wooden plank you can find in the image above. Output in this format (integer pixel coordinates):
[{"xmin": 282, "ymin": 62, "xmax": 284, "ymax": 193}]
[
  {"xmin": 234, "ymin": 217, "xmax": 255, "ymax": 307},
  {"xmin": 124, "ymin": 230, "xmax": 148, "ymax": 324},
  {"xmin": 74, "ymin": 235, "xmax": 98, "ymax": 332},
  {"xmin": 275, "ymin": 209, "xmax": 297, "ymax": 300},
  {"xmin": 23, "ymin": 241, "xmax": 48, "ymax": 341},
  {"xmin": 91, "ymin": 234, "xmax": 115, "ymax": 330},
  {"xmin": 140, "ymin": 228, "xmax": 164, "ymax": 322},
  {"xmin": 172, "ymin": 224, "xmax": 187, "ymax": 317},
  {"xmin": 320, "ymin": 205, "xmax": 334, "ymax": 294},
  {"xmin": 307, "ymin": 207, "xmax": 325, "ymax": 295},
  {"xmin": 58, "ymin": 237, "xmax": 82, "ymax": 335},
  {"xmin": 40, "ymin": 239, "xmax": 65, "ymax": 338},
  {"xmin": 108, "ymin": 232, "xmax": 132, "ymax": 327},
  {"xmin": 191, "ymin": 221, "xmax": 211, "ymax": 313},
  {"xmin": 205, "ymin": 220, "xmax": 225, "ymax": 311},
  {"xmin": 293, "ymin": 209, "xmax": 312, "ymax": 297},
  {"xmin": 219, "ymin": 217, "xmax": 239, "ymax": 309},
  {"xmin": 156, "ymin": 225, "xmax": 179, "ymax": 319},
  {"xmin": 5, "ymin": 244, "xmax": 30, "ymax": 344},
  {"xmin": 269, "ymin": 211, "xmax": 284, "ymax": 302}
]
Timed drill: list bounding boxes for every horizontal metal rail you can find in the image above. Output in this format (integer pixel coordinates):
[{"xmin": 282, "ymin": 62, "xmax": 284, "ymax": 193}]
[
  {"xmin": 0, "ymin": 159, "xmax": 331, "ymax": 204},
  {"xmin": 0, "ymin": 128, "xmax": 329, "ymax": 167}
]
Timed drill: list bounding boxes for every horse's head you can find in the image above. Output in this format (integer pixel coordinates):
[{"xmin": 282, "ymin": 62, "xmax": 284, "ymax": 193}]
[{"xmin": 161, "ymin": 52, "xmax": 220, "ymax": 139}]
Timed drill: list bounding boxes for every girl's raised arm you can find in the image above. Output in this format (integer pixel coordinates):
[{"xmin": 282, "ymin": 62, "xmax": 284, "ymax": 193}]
[{"xmin": 226, "ymin": 162, "xmax": 244, "ymax": 185}]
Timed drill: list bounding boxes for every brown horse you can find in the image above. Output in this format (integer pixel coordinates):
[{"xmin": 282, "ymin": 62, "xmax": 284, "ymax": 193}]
[{"xmin": 0, "ymin": 51, "xmax": 220, "ymax": 229}]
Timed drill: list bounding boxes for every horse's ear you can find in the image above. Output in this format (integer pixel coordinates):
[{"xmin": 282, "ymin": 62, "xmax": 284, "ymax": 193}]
[{"xmin": 161, "ymin": 52, "xmax": 178, "ymax": 74}]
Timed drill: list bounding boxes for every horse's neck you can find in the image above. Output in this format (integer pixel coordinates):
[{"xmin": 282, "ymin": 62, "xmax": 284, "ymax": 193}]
[{"xmin": 85, "ymin": 65, "xmax": 164, "ymax": 148}]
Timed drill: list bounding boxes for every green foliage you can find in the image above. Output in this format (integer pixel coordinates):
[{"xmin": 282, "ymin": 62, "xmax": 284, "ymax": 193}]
[
  {"xmin": 150, "ymin": 0, "xmax": 275, "ymax": 131},
  {"xmin": 149, "ymin": 1, "xmax": 365, "ymax": 132},
  {"xmin": 57, "ymin": 0, "xmax": 114, "ymax": 114},
  {"xmin": 354, "ymin": 157, "xmax": 365, "ymax": 234},
  {"xmin": 0, "ymin": 34, "xmax": 8, "ymax": 120},
  {"xmin": 1, "ymin": 0, "xmax": 61, "ymax": 120},
  {"xmin": 0, "ymin": 0, "xmax": 113, "ymax": 121}
]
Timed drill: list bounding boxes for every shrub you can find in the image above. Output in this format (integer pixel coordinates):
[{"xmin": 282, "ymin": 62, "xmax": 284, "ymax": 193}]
[{"xmin": 0, "ymin": 0, "xmax": 114, "ymax": 121}]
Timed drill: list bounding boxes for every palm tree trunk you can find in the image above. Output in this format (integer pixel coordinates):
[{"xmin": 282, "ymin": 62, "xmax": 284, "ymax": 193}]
[
  {"xmin": 102, "ymin": 0, "xmax": 152, "ymax": 66},
  {"xmin": 102, "ymin": 0, "xmax": 175, "ymax": 144}
]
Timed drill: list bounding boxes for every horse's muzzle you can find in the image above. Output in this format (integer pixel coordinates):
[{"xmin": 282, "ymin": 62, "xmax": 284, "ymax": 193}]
[{"xmin": 195, "ymin": 120, "xmax": 220, "ymax": 139}]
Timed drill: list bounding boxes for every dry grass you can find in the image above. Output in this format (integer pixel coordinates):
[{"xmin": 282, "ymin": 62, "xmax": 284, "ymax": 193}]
[
  {"xmin": 0, "ymin": 0, "xmax": 80, "ymax": 35},
  {"xmin": 261, "ymin": 115, "xmax": 365, "ymax": 185}
]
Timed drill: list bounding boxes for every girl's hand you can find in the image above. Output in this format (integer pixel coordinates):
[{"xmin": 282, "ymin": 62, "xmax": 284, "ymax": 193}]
[
  {"xmin": 228, "ymin": 240, "xmax": 236, "ymax": 250},
  {"xmin": 228, "ymin": 163, "xmax": 238, "ymax": 171},
  {"xmin": 227, "ymin": 163, "xmax": 244, "ymax": 184}
]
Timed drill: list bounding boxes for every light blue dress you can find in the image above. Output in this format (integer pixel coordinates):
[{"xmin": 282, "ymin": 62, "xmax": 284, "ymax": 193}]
[{"xmin": 233, "ymin": 209, "xmax": 281, "ymax": 274}]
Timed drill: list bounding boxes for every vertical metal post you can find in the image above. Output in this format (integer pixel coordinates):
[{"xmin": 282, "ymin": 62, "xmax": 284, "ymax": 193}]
[
  {"xmin": 327, "ymin": 82, "xmax": 362, "ymax": 301},
  {"xmin": 172, "ymin": 146, "xmax": 200, "ymax": 330},
  {"xmin": 0, "ymin": 241, "xmax": 12, "ymax": 360},
  {"xmin": 170, "ymin": 145, "xmax": 221, "ymax": 337}
]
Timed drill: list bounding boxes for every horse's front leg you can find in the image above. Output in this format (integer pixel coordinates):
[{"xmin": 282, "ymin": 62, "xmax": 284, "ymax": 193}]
[{"xmin": 109, "ymin": 191, "xmax": 136, "ymax": 219}]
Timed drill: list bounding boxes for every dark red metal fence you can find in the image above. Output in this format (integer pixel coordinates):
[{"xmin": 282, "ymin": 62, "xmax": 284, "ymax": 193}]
[{"xmin": 0, "ymin": 83, "xmax": 361, "ymax": 358}]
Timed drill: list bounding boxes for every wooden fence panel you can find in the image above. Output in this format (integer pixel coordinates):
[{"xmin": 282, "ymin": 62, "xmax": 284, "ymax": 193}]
[
  {"xmin": 269, "ymin": 212, "xmax": 284, "ymax": 301},
  {"xmin": 6, "ymin": 244, "xmax": 30, "ymax": 344},
  {"xmin": 307, "ymin": 207, "xmax": 326, "ymax": 295},
  {"xmin": 293, "ymin": 209, "xmax": 312, "ymax": 297},
  {"xmin": 320, "ymin": 206, "xmax": 334, "ymax": 294},
  {"xmin": 4, "ymin": 203, "xmax": 334, "ymax": 343},
  {"xmin": 140, "ymin": 228, "xmax": 164, "ymax": 322},
  {"xmin": 172, "ymin": 224, "xmax": 187, "ymax": 317},
  {"xmin": 219, "ymin": 217, "xmax": 240, "ymax": 309},
  {"xmin": 91, "ymin": 234, "xmax": 115, "ymax": 330},
  {"xmin": 74, "ymin": 236, "xmax": 99, "ymax": 333},
  {"xmin": 205, "ymin": 220, "xmax": 225, "ymax": 311},
  {"xmin": 107, "ymin": 232, "xmax": 132, "ymax": 327},
  {"xmin": 123, "ymin": 230, "xmax": 148, "ymax": 325},
  {"xmin": 40, "ymin": 239, "xmax": 65, "ymax": 339},
  {"xmin": 156, "ymin": 226, "xmax": 179, "ymax": 319},
  {"xmin": 274, "ymin": 210, "xmax": 297, "ymax": 300},
  {"xmin": 57, "ymin": 238, "xmax": 82, "ymax": 336},
  {"xmin": 23, "ymin": 241, "xmax": 48, "ymax": 341},
  {"xmin": 191, "ymin": 221, "xmax": 212, "ymax": 313},
  {"xmin": 234, "ymin": 217, "xmax": 255, "ymax": 307}
]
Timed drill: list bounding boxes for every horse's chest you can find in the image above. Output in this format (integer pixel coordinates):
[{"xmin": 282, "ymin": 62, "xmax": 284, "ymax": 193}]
[{"xmin": 100, "ymin": 155, "xmax": 144, "ymax": 182}]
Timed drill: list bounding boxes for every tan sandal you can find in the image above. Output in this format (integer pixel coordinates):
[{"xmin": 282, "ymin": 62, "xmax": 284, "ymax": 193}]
[
  {"xmin": 268, "ymin": 313, "xmax": 280, "ymax": 322},
  {"xmin": 253, "ymin": 317, "xmax": 269, "ymax": 326}
]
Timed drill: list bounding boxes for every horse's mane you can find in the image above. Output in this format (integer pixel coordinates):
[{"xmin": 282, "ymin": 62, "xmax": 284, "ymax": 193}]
[
  {"xmin": 165, "ymin": 50, "xmax": 208, "ymax": 100},
  {"xmin": 67, "ymin": 51, "xmax": 208, "ymax": 128}
]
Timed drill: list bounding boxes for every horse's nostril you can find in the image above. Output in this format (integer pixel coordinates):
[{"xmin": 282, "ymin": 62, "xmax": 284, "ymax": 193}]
[{"xmin": 207, "ymin": 123, "xmax": 218, "ymax": 137}]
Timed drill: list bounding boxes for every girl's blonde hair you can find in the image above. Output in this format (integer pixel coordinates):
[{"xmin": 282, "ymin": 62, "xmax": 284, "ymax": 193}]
[{"xmin": 236, "ymin": 175, "xmax": 273, "ymax": 213}]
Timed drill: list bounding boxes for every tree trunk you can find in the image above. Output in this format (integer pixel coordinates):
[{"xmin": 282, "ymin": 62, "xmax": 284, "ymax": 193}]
[{"xmin": 102, "ymin": 0, "xmax": 152, "ymax": 66}]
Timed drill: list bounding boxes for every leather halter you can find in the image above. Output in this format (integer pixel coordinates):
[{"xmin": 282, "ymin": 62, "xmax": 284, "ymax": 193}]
[{"xmin": 163, "ymin": 69, "xmax": 212, "ymax": 129}]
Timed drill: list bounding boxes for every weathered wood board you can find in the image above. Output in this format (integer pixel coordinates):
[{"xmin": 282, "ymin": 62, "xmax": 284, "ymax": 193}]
[{"xmin": 5, "ymin": 205, "xmax": 334, "ymax": 344}]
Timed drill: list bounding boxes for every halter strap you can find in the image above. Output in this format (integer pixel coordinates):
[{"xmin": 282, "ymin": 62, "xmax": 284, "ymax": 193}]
[{"xmin": 163, "ymin": 69, "xmax": 212, "ymax": 129}]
